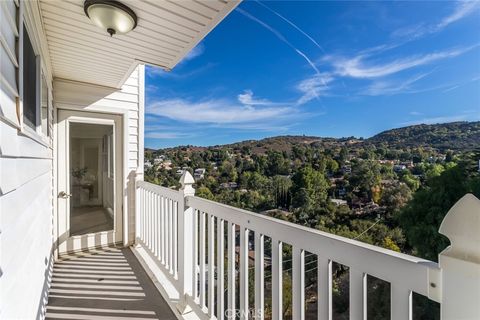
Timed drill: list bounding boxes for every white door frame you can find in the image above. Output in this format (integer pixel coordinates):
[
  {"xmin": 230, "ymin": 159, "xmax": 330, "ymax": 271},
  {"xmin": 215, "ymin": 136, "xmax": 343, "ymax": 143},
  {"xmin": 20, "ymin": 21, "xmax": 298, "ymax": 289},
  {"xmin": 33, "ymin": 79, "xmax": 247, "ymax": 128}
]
[{"xmin": 57, "ymin": 109, "xmax": 123, "ymax": 254}]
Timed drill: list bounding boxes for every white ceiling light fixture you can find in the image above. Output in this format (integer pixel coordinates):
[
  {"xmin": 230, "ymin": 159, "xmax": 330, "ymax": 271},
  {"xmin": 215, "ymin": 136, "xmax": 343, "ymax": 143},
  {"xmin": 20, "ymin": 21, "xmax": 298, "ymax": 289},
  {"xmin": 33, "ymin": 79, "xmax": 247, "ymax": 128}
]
[{"xmin": 84, "ymin": 0, "xmax": 138, "ymax": 37}]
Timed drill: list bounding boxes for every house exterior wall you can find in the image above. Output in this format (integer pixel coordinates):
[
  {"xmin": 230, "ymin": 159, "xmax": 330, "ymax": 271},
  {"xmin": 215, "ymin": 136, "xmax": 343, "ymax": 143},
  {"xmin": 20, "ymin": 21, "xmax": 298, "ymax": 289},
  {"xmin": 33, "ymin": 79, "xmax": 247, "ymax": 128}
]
[
  {"xmin": 1, "ymin": 1, "xmax": 55, "ymax": 319},
  {"xmin": 1, "ymin": 1, "xmax": 145, "ymax": 318},
  {"xmin": 53, "ymin": 65, "xmax": 144, "ymax": 246}
]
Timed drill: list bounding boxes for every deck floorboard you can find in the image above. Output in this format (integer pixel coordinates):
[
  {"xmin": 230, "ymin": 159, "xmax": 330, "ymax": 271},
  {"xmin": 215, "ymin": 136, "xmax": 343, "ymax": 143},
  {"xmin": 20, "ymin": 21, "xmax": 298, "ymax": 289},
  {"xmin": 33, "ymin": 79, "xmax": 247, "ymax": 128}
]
[{"xmin": 46, "ymin": 247, "xmax": 177, "ymax": 320}]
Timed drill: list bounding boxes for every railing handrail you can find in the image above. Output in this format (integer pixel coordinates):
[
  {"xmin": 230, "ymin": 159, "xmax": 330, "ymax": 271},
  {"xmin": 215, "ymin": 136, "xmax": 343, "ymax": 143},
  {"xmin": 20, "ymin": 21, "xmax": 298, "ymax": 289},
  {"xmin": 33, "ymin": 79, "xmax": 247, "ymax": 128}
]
[
  {"xmin": 186, "ymin": 194, "xmax": 439, "ymax": 299},
  {"xmin": 137, "ymin": 180, "xmax": 183, "ymax": 201},
  {"xmin": 136, "ymin": 174, "xmax": 480, "ymax": 320}
]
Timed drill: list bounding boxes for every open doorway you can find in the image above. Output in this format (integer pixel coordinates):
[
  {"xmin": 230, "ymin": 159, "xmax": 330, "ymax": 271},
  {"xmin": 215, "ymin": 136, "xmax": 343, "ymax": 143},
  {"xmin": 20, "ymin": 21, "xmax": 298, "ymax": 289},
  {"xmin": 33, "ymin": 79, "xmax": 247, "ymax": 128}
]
[
  {"xmin": 57, "ymin": 110, "xmax": 123, "ymax": 254},
  {"xmin": 69, "ymin": 123, "xmax": 115, "ymax": 236}
]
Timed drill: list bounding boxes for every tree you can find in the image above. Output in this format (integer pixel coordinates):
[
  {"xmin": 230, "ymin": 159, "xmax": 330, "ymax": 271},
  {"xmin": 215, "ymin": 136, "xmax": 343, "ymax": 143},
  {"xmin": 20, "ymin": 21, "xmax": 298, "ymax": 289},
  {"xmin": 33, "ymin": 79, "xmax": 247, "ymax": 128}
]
[
  {"xmin": 380, "ymin": 182, "xmax": 412, "ymax": 218},
  {"xmin": 349, "ymin": 160, "xmax": 381, "ymax": 199},
  {"xmin": 291, "ymin": 166, "xmax": 329, "ymax": 209},
  {"xmin": 196, "ymin": 186, "xmax": 214, "ymax": 200},
  {"xmin": 266, "ymin": 151, "xmax": 290, "ymax": 176},
  {"xmin": 400, "ymin": 172, "xmax": 420, "ymax": 191},
  {"xmin": 398, "ymin": 160, "xmax": 479, "ymax": 261}
]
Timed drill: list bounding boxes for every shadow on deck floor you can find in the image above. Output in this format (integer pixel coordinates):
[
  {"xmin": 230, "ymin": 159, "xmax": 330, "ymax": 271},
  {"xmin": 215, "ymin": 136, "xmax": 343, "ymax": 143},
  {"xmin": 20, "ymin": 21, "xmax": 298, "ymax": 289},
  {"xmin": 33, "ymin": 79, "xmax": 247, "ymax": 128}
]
[{"xmin": 46, "ymin": 247, "xmax": 177, "ymax": 320}]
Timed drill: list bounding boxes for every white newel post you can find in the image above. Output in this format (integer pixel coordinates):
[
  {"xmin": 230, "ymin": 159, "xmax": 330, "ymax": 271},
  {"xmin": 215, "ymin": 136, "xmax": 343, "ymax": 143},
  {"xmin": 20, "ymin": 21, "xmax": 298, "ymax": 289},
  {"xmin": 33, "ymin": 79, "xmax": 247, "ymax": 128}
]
[
  {"xmin": 177, "ymin": 171, "xmax": 196, "ymax": 314},
  {"xmin": 438, "ymin": 193, "xmax": 480, "ymax": 320}
]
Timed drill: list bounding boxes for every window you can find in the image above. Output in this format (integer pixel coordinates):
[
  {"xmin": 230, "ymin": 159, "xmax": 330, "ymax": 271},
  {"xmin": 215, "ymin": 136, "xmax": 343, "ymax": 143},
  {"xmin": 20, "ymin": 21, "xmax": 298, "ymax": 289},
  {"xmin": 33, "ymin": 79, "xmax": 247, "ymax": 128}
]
[
  {"xmin": 22, "ymin": 24, "xmax": 37, "ymax": 129},
  {"xmin": 21, "ymin": 22, "xmax": 50, "ymax": 139}
]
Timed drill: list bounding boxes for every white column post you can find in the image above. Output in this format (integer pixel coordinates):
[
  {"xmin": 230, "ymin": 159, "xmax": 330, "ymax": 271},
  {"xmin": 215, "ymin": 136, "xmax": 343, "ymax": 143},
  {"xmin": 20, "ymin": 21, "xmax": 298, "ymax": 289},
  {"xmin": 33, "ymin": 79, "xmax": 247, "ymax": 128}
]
[
  {"xmin": 438, "ymin": 194, "xmax": 480, "ymax": 320},
  {"xmin": 176, "ymin": 171, "xmax": 196, "ymax": 315}
]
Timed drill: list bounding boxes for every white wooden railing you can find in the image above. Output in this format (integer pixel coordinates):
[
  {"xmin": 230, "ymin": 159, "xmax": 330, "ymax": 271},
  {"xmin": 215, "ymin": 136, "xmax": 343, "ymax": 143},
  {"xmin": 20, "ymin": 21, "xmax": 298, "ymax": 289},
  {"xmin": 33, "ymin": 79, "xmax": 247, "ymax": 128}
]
[{"xmin": 135, "ymin": 172, "xmax": 480, "ymax": 320}]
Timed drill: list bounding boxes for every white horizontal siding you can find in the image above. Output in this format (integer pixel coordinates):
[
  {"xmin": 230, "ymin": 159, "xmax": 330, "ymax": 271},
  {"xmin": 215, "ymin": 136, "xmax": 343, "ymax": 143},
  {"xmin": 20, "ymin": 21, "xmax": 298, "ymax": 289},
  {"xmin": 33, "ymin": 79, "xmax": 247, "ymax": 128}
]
[
  {"xmin": 0, "ymin": 158, "xmax": 51, "ymax": 194},
  {"xmin": 55, "ymin": 67, "xmax": 142, "ymax": 245},
  {"xmin": 1, "ymin": 173, "xmax": 53, "ymax": 320},
  {"xmin": 0, "ymin": 122, "xmax": 52, "ymax": 159},
  {"xmin": 1, "ymin": 2, "xmax": 55, "ymax": 319}
]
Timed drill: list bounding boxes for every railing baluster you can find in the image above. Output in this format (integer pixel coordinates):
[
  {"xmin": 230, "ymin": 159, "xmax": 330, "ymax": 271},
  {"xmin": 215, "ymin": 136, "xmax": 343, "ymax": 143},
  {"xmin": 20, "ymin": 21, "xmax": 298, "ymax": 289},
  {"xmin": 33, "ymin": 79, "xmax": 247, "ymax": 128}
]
[
  {"xmin": 135, "ymin": 187, "xmax": 138, "ymax": 242},
  {"xmin": 208, "ymin": 214, "xmax": 215, "ymax": 317},
  {"xmin": 151, "ymin": 192, "xmax": 155, "ymax": 252},
  {"xmin": 292, "ymin": 247, "xmax": 305, "ymax": 320},
  {"xmin": 240, "ymin": 227, "xmax": 249, "ymax": 320},
  {"xmin": 143, "ymin": 189, "xmax": 146, "ymax": 243},
  {"xmin": 147, "ymin": 191, "xmax": 151, "ymax": 248},
  {"xmin": 272, "ymin": 238, "xmax": 283, "ymax": 320},
  {"xmin": 142, "ymin": 190, "xmax": 146, "ymax": 244},
  {"xmin": 217, "ymin": 218, "xmax": 225, "ymax": 320},
  {"xmin": 199, "ymin": 211, "xmax": 206, "ymax": 307},
  {"xmin": 152, "ymin": 193, "xmax": 155, "ymax": 251},
  {"xmin": 161, "ymin": 196, "xmax": 166, "ymax": 265},
  {"xmin": 153, "ymin": 193, "xmax": 158, "ymax": 257},
  {"xmin": 137, "ymin": 187, "xmax": 142, "ymax": 242},
  {"xmin": 350, "ymin": 268, "xmax": 367, "ymax": 320},
  {"xmin": 173, "ymin": 201, "xmax": 178, "ymax": 278},
  {"xmin": 164, "ymin": 196, "xmax": 169, "ymax": 268},
  {"xmin": 193, "ymin": 209, "xmax": 199, "ymax": 301},
  {"xmin": 168, "ymin": 198, "xmax": 173, "ymax": 271},
  {"xmin": 227, "ymin": 222, "xmax": 236, "ymax": 316},
  {"xmin": 254, "ymin": 233, "xmax": 264, "ymax": 320},
  {"xmin": 391, "ymin": 285, "xmax": 412, "ymax": 320},
  {"xmin": 317, "ymin": 257, "xmax": 332, "ymax": 320},
  {"xmin": 156, "ymin": 194, "xmax": 163, "ymax": 261},
  {"xmin": 158, "ymin": 196, "xmax": 162, "ymax": 263}
]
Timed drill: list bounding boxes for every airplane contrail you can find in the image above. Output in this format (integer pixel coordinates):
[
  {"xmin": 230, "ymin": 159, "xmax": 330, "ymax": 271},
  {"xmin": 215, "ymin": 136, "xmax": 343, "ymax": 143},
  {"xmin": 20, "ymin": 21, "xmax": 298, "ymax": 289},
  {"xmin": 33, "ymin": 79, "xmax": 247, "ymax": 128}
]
[
  {"xmin": 236, "ymin": 7, "xmax": 322, "ymax": 77},
  {"xmin": 254, "ymin": 0, "xmax": 326, "ymax": 54}
]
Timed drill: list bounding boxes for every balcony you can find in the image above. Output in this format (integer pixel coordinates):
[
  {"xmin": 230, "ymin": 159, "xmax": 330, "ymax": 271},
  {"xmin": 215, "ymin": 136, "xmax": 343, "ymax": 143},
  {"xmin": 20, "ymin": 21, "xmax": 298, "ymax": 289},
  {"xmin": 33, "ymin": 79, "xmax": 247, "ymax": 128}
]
[{"xmin": 52, "ymin": 172, "xmax": 474, "ymax": 320}]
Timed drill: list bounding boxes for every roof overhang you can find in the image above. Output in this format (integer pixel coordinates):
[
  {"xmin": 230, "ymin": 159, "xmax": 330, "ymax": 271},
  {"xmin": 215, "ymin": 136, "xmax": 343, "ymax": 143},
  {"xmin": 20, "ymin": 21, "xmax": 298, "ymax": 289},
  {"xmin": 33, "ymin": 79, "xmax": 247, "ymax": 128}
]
[{"xmin": 38, "ymin": 0, "xmax": 240, "ymax": 88}]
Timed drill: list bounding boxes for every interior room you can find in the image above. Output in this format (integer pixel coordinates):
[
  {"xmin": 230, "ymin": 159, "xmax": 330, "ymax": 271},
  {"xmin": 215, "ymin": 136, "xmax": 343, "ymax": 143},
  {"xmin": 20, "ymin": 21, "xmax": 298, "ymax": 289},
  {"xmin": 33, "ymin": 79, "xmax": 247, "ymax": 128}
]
[{"xmin": 69, "ymin": 122, "xmax": 115, "ymax": 236}]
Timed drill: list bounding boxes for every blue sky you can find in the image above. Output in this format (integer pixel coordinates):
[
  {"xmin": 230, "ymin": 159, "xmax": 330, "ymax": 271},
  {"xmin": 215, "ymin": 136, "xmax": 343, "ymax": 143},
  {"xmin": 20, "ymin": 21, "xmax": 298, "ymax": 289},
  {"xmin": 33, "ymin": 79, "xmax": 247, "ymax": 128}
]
[{"xmin": 145, "ymin": 1, "xmax": 480, "ymax": 149}]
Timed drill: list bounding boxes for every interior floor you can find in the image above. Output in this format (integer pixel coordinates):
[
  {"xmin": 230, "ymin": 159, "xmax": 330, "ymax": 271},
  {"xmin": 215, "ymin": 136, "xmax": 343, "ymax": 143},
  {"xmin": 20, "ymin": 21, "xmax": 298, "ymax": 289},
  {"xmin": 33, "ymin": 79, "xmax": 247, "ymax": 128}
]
[
  {"xmin": 70, "ymin": 206, "xmax": 114, "ymax": 236},
  {"xmin": 46, "ymin": 248, "xmax": 177, "ymax": 320}
]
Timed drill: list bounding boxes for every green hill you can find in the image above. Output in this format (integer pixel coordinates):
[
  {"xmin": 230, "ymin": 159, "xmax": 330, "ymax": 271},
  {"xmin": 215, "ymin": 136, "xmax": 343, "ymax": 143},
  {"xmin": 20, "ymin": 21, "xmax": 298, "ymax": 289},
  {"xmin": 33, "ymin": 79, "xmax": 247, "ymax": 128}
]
[
  {"xmin": 152, "ymin": 121, "xmax": 480, "ymax": 153},
  {"xmin": 364, "ymin": 121, "xmax": 480, "ymax": 151}
]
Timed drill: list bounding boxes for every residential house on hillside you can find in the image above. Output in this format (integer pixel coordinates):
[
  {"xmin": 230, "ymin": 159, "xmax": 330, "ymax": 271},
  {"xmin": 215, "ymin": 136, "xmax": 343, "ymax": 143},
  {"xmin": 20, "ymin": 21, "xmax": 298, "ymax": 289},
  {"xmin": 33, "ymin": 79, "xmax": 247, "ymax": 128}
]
[
  {"xmin": 0, "ymin": 1, "xmax": 479, "ymax": 320},
  {"xmin": 194, "ymin": 168, "xmax": 206, "ymax": 180}
]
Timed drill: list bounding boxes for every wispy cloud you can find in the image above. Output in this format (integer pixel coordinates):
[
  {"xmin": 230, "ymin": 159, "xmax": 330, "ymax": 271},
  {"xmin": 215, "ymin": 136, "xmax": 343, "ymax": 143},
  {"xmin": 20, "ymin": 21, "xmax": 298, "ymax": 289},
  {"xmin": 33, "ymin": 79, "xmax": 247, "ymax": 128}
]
[
  {"xmin": 145, "ymin": 131, "xmax": 195, "ymax": 139},
  {"xmin": 392, "ymin": 1, "xmax": 480, "ymax": 40},
  {"xmin": 184, "ymin": 43, "xmax": 205, "ymax": 61},
  {"xmin": 364, "ymin": 70, "xmax": 435, "ymax": 96},
  {"xmin": 437, "ymin": 1, "xmax": 480, "ymax": 30},
  {"xmin": 237, "ymin": 90, "xmax": 276, "ymax": 105},
  {"xmin": 409, "ymin": 111, "xmax": 423, "ymax": 116},
  {"xmin": 146, "ymin": 97, "xmax": 299, "ymax": 130},
  {"xmin": 253, "ymin": 0, "xmax": 326, "ymax": 53},
  {"xmin": 442, "ymin": 85, "xmax": 461, "ymax": 93},
  {"xmin": 442, "ymin": 76, "xmax": 480, "ymax": 93},
  {"xmin": 400, "ymin": 113, "xmax": 479, "ymax": 126},
  {"xmin": 295, "ymin": 73, "xmax": 334, "ymax": 105},
  {"xmin": 236, "ymin": 7, "xmax": 321, "ymax": 75},
  {"xmin": 327, "ymin": 45, "xmax": 476, "ymax": 79}
]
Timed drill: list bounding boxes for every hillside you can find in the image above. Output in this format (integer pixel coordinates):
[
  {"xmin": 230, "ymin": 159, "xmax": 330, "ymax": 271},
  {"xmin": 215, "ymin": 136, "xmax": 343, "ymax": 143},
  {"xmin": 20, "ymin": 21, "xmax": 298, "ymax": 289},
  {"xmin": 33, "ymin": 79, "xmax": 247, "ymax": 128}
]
[
  {"xmin": 364, "ymin": 121, "xmax": 480, "ymax": 151},
  {"xmin": 152, "ymin": 121, "xmax": 480, "ymax": 153}
]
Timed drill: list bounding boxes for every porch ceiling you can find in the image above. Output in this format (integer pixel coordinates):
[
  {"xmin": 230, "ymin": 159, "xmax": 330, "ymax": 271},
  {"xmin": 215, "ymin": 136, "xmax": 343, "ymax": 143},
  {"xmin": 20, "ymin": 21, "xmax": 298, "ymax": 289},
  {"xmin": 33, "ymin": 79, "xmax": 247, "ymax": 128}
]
[{"xmin": 38, "ymin": 0, "xmax": 239, "ymax": 88}]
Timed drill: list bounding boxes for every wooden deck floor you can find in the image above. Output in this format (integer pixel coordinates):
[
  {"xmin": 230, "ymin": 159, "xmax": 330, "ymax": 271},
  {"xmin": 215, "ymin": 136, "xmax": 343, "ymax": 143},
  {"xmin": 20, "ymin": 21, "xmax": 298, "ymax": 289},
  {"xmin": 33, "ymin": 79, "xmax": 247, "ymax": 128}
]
[{"xmin": 46, "ymin": 248, "xmax": 177, "ymax": 320}]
